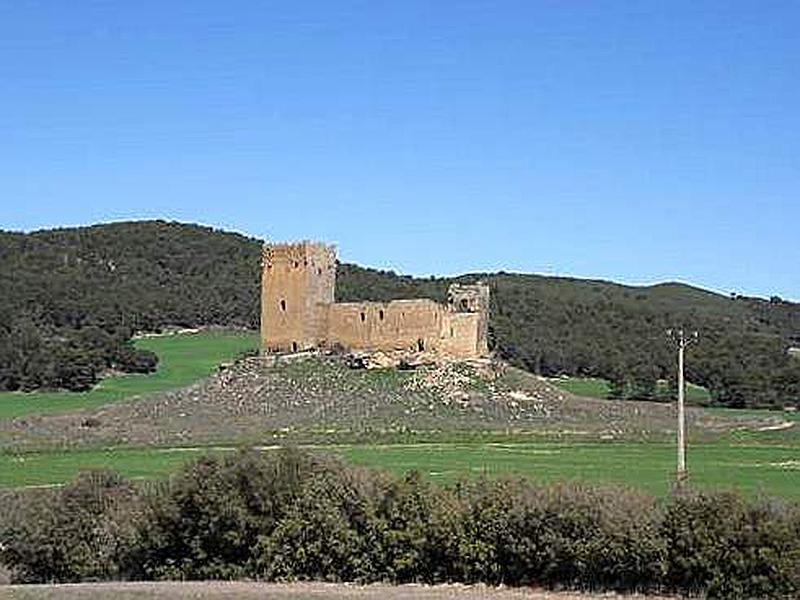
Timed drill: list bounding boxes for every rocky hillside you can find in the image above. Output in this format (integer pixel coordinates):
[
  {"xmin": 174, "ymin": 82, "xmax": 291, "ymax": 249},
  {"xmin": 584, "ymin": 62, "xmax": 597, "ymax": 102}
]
[{"xmin": 2, "ymin": 356, "xmax": 786, "ymax": 452}]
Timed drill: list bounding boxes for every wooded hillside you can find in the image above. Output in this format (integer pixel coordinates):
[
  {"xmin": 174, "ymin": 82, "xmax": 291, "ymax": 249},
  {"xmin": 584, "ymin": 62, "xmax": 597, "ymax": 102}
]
[
  {"xmin": 0, "ymin": 221, "xmax": 260, "ymax": 391},
  {"xmin": 1, "ymin": 220, "xmax": 798, "ymax": 408}
]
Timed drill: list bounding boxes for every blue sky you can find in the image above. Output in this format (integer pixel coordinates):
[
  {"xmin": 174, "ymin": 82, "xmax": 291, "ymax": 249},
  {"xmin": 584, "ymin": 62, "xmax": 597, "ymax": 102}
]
[{"xmin": 1, "ymin": 1, "xmax": 797, "ymax": 300}]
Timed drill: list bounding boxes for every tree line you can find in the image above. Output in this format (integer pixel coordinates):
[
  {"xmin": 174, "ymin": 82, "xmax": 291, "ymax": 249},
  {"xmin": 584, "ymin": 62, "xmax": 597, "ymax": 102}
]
[
  {"xmin": 1, "ymin": 220, "xmax": 798, "ymax": 408},
  {"xmin": 1, "ymin": 449, "xmax": 798, "ymax": 599}
]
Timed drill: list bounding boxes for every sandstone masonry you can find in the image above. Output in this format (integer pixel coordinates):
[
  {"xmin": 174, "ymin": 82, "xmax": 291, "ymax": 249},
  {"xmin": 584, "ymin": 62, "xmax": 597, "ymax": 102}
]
[{"xmin": 261, "ymin": 241, "xmax": 489, "ymax": 359}]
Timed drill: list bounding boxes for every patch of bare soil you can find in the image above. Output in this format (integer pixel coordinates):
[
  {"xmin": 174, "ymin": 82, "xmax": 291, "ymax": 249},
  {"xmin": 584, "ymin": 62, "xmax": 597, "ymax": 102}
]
[
  {"xmin": 1, "ymin": 581, "xmax": 676, "ymax": 600},
  {"xmin": 0, "ymin": 357, "xmax": 779, "ymax": 451}
]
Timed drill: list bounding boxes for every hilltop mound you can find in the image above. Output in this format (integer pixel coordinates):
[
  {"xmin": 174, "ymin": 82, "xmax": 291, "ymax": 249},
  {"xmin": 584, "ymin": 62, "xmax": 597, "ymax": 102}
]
[{"xmin": 1, "ymin": 356, "xmax": 782, "ymax": 451}]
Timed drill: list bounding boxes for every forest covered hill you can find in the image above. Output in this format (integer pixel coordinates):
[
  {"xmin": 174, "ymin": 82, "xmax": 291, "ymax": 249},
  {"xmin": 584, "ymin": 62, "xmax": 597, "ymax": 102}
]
[
  {"xmin": 1, "ymin": 220, "xmax": 798, "ymax": 408},
  {"xmin": 0, "ymin": 221, "xmax": 261, "ymax": 391}
]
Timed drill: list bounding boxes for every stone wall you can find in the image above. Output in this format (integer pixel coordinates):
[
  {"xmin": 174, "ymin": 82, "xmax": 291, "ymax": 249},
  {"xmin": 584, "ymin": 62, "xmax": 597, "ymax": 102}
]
[
  {"xmin": 440, "ymin": 311, "xmax": 482, "ymax": 356},
  {"xmin": 326, "ymin": 299, "xmax": 444, "ymax": 353}
]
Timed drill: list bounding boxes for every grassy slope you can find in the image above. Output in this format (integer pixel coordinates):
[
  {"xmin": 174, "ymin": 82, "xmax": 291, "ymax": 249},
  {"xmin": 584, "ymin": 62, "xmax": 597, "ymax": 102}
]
[
  {"xmin": 0, "ymin": 331, "xmax": 259, "ymax": 419},
  {"xmin": 549, "ymin": 377, "xmax": 611, "ymax": 398},
  {"xmin": 550, "ymin": 376, "xmax": 712, "ymax": 403}
]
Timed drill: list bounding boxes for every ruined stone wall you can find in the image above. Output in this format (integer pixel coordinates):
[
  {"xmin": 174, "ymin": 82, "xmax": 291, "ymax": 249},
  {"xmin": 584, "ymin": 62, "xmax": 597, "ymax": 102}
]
[
  {"xmin": 325, "ymin": 297, "xmax": 485, "ymax": 358},
  {"xmin": 440, "ymin": 312, "xmax": 482, "ymax": 357},
  {"xmin": 261, "ymin": 242, "xmax": 489, "ymax": 359},
  {"xmin": 326, "ymin": 299, "xmax": 444, "ymax": 352}
]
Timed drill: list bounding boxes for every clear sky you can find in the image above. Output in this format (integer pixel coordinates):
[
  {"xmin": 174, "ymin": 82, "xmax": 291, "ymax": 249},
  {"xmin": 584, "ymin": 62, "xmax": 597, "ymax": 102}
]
[{"xmin": 1, "ymin": 1, "xmax": 797, "ymax": 300}]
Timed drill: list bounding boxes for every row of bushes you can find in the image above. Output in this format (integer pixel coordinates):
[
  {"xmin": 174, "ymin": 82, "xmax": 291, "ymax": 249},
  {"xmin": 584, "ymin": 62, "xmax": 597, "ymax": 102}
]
[{"xmin": 1, "ymin": 449, "xmax": 798, "ymax": 598}]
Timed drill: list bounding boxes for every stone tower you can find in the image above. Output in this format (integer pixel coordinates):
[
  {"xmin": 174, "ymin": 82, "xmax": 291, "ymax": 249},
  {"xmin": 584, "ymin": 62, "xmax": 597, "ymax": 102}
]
[
  {"xmin": 447, "ymin": 282, "xmax": 491, "ymax": 355},
  {"xmin": 261, "ymin": 241, "xmax": 336, "ymax": 353}
]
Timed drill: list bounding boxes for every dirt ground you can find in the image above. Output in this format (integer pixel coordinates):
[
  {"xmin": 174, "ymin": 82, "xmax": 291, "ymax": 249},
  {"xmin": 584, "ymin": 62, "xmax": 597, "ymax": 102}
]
[{"xmin": 0, "ymin": 581, "xmax": 677, "ymax": 600}]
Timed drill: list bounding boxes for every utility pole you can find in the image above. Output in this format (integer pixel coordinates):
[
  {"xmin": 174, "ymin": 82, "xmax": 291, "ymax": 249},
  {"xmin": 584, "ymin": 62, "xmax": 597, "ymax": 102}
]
[{"xmin": 667, "ymin": 328, "xmax": 698, "ymax": 486}]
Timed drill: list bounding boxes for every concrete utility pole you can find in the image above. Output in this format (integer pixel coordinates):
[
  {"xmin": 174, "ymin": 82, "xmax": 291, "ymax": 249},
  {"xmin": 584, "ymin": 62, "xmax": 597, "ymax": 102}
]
[{"xmin": 667, "ymin": 328, "xmax": 698, "ymax": 486}]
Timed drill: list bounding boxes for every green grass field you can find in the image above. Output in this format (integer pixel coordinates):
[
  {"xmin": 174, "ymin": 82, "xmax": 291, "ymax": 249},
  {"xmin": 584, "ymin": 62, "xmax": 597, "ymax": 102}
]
[
  {"xmin": 549, "ymin": 377, "xmax": 611, "ymax": 398},
  {"xmin": 550, "ymin": 376, "xmax": 711, "ymax": 403},
  {"xmin": 707, "ymin": 406, "xmax": 800, "ymax": 423},
  {"xmin": 343, "ymin": 441, "xmax": 799, "ymax": 498},
  {"xmin": 0, "ymin": 331, "xmax": 260, "ymax": 419},
  {"xmin": 1, "ymin": 440, "xmax": 797, "ymax": 498}
]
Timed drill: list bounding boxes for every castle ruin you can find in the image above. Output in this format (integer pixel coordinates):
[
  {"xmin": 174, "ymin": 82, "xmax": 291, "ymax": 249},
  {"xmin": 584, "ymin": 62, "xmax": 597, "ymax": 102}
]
[{"xmin": 261, "ymin": 242, "xmax": 489, "ymax": 360}]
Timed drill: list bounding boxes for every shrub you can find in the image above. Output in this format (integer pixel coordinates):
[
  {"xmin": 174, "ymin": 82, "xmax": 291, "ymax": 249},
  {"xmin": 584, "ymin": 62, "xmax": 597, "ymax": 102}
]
[
  {"xmin": 372, "ymin": 470, "xmax": 466, "ymax": 583},
  {"xmin": 254, "ymin": 465, "xmax": 384, "ymax": 581},
  {"xmin": 458, "ymin": 479, "xmax": 665, "ymax": 591},
  {"xmin": 663, "ymin": 492, "xmax": 800, "ymax": 599},
  {"xmin": 114, "ymin": 345, "xmax": 158, "ymax": 374},
  {"xmin": 123, "ymin": 447, "xmax": 315, "ymax": 580},
  {"xmin": 0, "ymin": 470, "xmax": 140, "ymax": 583}
]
